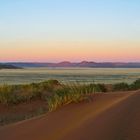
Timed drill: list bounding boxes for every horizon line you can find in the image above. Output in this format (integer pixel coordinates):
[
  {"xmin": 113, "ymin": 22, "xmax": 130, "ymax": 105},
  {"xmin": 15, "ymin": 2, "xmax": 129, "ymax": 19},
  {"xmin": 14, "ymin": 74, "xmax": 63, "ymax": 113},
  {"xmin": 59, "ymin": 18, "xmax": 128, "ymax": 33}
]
[{"xmin": 0, "ymin": 61, "xmax": 140, "ymax": 63}]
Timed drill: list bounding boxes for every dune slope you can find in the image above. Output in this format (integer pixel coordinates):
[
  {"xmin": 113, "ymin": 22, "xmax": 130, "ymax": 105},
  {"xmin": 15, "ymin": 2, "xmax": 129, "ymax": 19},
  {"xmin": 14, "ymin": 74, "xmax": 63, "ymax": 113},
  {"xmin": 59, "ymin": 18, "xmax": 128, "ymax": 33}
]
[{"xmin": 0, "ymin": 91, "xmax": 139, "ymax": 140}]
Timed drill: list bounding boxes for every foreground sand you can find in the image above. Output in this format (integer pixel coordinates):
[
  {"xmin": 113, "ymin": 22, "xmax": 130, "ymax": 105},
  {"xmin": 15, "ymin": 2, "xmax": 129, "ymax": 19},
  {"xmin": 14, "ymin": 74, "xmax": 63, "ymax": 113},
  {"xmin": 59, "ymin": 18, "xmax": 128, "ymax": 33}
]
[{"xmin": 0, "ymin": 91, "xmax": 139, "ymax": 140}]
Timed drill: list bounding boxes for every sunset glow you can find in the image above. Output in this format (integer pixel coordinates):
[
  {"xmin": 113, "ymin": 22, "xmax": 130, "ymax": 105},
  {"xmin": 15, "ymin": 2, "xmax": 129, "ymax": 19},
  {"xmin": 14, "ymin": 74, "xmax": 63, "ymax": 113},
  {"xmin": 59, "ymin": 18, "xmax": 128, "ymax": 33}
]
[
  {"xmin": 0, "ymin": 0, "xmax": 140, "ymax": 62},
  {"xmin": 0, "ymin": 40, "xmax": 140, "ymax": 62}
]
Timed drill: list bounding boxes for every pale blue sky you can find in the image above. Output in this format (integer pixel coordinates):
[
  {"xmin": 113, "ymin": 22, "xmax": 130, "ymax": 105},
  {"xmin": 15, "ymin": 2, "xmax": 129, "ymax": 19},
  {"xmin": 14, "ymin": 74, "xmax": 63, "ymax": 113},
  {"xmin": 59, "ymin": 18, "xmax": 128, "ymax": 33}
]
[
  {"xmin": 0, "ymin": 0, "xmax": 140, "ymax": 62},
  {"xmin": 0, "ymin": 0, "xmax": 140, "ymax": 41}
]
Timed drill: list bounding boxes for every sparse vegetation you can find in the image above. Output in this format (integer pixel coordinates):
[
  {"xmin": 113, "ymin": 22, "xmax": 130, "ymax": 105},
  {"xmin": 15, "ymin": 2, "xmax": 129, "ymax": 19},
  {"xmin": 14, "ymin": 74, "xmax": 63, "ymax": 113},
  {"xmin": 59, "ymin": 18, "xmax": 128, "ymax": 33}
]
[
  {"xmin": 0, "ymin": 79, "xmax": 140, "ymax": 111},
  {"xmin": 0, "ymin": 80, "xmax": 106, "ymax": 110},
  {"xmin": 47, "ymin": 83, "xmax": 104, "ymax": 111},
  {"xmin": 0, "ymin": 79, "xmax": 140, "ymax": 125}
]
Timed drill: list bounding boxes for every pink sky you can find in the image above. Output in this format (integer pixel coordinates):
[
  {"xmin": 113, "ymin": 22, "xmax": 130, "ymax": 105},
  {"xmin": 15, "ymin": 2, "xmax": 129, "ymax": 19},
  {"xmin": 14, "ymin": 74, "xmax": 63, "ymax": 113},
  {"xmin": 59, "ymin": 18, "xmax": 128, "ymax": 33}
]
[
  {"xmin": 0, "ymin": 40, "xmax": 140, "ymax": 62},
  {"xmin": 0, "ymin": 1, "xmax": 140, "ymax": 63}
]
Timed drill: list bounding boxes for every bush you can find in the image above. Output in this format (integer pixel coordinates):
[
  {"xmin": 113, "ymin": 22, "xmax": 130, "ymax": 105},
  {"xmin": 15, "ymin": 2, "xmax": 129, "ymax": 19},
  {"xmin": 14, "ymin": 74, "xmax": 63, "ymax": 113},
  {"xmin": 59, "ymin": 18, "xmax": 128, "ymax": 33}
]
[
  {"xmin": 0, "ymin": 80, "xmax": 60, "ymax": 105},
  {"xmin": 0, "ymin": 85, "xmax": 19, "ymax": 105},
  {"xmin": 95, "ymin": 84, "xmax": 107, "ymax": 92},
  {"xmin": 113, "ymin": 82, "xmax": 129, "ymax": 91},
  {"xmin": 130, "ymin": 79, "xmax": 140, "ymax": 90}
]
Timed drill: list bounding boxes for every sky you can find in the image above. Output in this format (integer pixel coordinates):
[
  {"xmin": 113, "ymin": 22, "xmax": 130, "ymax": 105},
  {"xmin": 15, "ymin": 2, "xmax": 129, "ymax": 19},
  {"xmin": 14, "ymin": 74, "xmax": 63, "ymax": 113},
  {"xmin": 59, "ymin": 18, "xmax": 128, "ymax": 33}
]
[{"xmin": 0, "ymin": 0, "xmax": 140, "ymax": 62}]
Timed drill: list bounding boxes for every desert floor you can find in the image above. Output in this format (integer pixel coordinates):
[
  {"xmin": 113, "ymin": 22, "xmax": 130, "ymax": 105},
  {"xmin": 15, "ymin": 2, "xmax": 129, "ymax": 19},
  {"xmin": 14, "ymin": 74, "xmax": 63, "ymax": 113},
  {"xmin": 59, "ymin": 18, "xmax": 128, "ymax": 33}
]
[{"xmin": 0, "ymin": 91, "xmax": 139, "ymax": 140}]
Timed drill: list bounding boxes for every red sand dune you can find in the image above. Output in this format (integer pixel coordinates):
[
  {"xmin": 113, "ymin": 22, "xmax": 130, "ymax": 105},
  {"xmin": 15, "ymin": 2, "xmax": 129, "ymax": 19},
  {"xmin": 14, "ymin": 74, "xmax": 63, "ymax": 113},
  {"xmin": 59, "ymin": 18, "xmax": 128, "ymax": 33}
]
[{"xmin": 0, "ymin": 91, "xmax": 140, "ymax": 140}]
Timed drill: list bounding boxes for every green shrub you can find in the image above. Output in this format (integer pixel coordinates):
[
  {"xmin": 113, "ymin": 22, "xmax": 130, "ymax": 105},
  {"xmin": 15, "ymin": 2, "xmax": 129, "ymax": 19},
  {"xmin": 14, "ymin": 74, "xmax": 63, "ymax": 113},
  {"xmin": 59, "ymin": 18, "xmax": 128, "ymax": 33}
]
[
  {"xmin": 113, "ymin": 82, "xmax": 129, "ymax": 91},
  {"xmin": 93, "ymin": 84, "xmax": 107, "ymax": 92},
  {"xmin": 130, "ymin": 79, "xmax": 140, "ymax": 90}
]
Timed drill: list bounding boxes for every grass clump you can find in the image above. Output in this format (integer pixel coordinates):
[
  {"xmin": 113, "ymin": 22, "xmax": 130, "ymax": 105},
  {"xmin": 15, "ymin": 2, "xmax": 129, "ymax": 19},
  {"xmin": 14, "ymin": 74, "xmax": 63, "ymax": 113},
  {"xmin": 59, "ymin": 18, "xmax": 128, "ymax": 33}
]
[{"xmin": 47, "ymin": 83, "xmax": 104, "ymax": 111}]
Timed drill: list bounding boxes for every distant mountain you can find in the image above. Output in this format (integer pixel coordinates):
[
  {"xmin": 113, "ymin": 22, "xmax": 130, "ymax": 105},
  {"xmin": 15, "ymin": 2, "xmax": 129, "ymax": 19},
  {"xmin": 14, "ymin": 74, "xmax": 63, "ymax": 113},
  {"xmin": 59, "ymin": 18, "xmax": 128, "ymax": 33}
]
[
  {"xmin": 0, "ymin": 63, "xmax": 22, "ymax": 69},
  {"xmin": 6, "ymin": 61, "xmax": 140, "ymax": 68}
]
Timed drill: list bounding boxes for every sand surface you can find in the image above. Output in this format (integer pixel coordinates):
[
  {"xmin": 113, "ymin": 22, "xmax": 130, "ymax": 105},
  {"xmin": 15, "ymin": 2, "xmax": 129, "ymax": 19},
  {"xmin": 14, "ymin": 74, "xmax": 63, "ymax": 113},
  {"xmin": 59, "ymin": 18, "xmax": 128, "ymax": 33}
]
[{"xmin": 0, "ymin": 91, "xmax": 139, "ymax": 140}]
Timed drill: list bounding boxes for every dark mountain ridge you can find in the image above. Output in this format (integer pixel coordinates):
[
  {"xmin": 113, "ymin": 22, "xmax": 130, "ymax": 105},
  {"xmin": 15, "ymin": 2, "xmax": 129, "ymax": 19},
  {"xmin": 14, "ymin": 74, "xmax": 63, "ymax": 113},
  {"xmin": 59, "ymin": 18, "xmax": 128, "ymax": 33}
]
[
  {"xmin": 5, "ymin": 61, "xmax": 140, "ymax": 68},
  {"xmin": 0, "ymin": 63, "xmax": 22, "ymax": 69}
]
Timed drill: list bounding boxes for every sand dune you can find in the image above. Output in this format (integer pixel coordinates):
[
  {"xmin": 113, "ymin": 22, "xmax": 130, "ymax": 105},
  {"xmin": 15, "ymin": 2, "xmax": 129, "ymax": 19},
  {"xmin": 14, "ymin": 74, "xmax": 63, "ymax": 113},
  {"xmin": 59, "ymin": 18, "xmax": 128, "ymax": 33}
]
[{"xmin": 0, "ymin": 91, "xmax": 139, "ymax": 140}]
